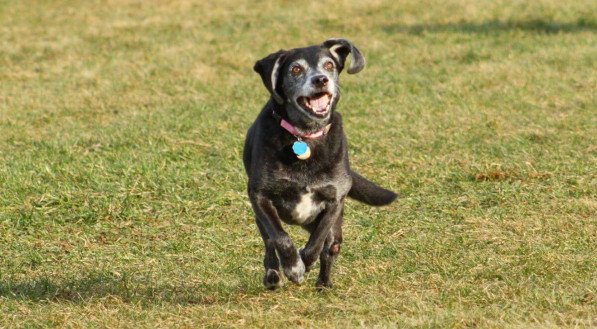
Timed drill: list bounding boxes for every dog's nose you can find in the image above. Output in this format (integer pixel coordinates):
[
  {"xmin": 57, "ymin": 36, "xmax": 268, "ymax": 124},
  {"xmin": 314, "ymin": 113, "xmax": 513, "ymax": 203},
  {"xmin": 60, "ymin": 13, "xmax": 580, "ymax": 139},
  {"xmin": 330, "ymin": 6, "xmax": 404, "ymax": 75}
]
[{"xmin": 312, "ymin": 75, "xmax": 329, "ymax": 87}]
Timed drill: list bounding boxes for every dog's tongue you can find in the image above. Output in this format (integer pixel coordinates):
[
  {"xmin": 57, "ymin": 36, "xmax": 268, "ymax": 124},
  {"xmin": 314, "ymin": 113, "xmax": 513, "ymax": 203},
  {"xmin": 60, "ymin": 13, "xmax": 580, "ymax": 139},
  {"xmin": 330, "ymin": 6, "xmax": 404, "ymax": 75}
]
[{"xmin": 309, "ymin": 94, "xmax": 330, "ymax": 112}]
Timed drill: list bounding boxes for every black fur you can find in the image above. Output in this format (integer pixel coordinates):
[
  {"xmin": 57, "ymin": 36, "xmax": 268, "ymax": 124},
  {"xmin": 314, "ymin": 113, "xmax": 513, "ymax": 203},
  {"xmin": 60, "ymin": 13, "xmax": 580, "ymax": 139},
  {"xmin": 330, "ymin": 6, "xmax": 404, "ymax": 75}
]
[
  {"xmin": 244, "ymin": 39, "xmax": 397, "ymax": 289},
  {"xmin": 348, "ymin": 171, "xmax": 398, "ymax": 206}
]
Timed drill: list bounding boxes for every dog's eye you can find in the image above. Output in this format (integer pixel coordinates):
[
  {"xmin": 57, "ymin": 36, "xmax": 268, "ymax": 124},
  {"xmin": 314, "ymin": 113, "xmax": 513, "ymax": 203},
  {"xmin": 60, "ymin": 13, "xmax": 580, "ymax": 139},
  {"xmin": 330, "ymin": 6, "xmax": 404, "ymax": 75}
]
[
  {"xmin": 323, "ymin": 61, "xmax": 334, "ymax": 71},
  {"xmin": 291, "ymin": 65, "xmax": 303, "ymax": 76}
]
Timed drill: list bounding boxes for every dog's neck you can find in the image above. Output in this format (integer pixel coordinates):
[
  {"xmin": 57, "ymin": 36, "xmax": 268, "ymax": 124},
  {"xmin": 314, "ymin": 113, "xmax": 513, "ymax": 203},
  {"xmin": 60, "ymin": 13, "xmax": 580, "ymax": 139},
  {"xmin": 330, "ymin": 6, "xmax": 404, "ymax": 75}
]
[{"xmin": 278, "ymin": 116, "xmax": 331, "ymax": 139}]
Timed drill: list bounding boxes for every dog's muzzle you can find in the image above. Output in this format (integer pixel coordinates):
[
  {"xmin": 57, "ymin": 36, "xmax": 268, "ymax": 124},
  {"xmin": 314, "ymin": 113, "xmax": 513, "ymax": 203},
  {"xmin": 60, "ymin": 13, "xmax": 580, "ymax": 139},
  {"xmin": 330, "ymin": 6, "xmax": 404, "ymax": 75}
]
[{"xmin": 297, "ymin": 92, "xmax": 333, "ymax": 117}]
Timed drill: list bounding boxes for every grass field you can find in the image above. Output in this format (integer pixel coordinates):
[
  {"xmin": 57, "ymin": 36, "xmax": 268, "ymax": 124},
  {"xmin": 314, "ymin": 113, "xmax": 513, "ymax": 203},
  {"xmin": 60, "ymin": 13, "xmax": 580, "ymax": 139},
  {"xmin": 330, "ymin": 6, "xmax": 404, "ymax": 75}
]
[{"xmin": 1, "ymin": 0, "xmax": 596, "ymax": 327}]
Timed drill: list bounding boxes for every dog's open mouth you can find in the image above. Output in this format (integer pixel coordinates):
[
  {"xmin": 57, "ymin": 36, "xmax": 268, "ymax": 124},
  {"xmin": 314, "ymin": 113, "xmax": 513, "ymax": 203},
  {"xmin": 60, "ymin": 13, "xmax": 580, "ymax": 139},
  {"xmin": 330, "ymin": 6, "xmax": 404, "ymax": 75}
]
[{"xmin": 297, "ymin": 92, "xmax": 332, "ymax": 117}]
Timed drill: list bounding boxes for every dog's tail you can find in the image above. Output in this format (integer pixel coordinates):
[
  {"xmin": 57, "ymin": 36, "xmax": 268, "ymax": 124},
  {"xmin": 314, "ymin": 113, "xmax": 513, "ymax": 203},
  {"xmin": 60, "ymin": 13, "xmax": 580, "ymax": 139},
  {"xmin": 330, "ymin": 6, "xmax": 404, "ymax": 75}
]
[{"xmin": 348, "ymin": 171, "xmax": 397, "ymax": 206}]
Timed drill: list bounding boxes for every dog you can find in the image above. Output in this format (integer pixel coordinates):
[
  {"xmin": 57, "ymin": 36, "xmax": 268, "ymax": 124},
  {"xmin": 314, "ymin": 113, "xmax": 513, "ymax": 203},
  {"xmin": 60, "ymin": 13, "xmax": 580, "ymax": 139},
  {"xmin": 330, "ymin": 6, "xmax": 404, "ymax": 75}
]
[{"xmin": 243, "ymin": 38, "xmax": 397, "ymax": 289}]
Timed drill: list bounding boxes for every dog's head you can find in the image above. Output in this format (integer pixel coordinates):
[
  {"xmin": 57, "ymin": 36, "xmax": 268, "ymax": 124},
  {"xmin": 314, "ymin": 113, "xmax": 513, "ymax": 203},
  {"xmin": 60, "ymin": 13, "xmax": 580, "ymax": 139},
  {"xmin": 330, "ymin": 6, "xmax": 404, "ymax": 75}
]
[{"xmin": 254, "ymin": 38, "xmax": 365, "ymax": 130}]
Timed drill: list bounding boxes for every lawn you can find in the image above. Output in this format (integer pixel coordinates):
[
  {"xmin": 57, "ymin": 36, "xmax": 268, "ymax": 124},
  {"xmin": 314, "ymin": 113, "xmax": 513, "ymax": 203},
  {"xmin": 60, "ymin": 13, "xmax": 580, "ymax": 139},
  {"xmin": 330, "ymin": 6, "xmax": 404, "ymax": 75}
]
[{"xmin": 0, "ymin": 0, "xmax": 596, "ymax": 327}]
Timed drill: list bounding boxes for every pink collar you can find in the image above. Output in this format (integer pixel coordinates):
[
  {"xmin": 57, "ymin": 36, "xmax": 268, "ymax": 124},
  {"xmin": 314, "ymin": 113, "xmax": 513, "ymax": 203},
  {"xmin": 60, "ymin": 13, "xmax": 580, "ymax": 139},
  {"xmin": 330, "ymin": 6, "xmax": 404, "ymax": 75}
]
[{"xmin": 279, "ymin": 118, "xmax": 331, "ymax": 139}]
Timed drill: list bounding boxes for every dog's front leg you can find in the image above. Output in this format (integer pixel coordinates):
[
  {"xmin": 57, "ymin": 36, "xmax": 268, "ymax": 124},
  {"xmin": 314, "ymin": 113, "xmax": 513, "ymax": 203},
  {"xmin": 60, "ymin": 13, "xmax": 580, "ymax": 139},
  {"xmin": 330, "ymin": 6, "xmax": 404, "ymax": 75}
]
[
  {"xmin": 255, "ymin": 219, "xmax": 282, "ymax": 289},
  {"xmin": 252, "ymin": 194, "xmax": 305, "ymax": 285},
  {"xmin": 299, "ymin": 201, "xmax": 343, "ymax": 271}
]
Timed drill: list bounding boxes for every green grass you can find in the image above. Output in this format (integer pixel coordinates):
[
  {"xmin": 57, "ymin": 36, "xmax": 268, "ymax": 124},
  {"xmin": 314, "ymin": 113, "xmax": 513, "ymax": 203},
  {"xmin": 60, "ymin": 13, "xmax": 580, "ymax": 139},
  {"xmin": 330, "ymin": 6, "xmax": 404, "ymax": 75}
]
[{"xmin": 1, "ymin": 0, "xmax": 596, "ymax": 327}]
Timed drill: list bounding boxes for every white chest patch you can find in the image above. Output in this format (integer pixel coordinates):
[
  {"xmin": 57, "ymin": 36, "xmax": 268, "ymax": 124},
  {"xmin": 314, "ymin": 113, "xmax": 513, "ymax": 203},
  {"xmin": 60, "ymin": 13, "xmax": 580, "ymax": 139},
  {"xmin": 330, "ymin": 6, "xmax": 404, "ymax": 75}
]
[{"xmin": 292, "ymin": 192, "xmax": 323, "ymax": 224}]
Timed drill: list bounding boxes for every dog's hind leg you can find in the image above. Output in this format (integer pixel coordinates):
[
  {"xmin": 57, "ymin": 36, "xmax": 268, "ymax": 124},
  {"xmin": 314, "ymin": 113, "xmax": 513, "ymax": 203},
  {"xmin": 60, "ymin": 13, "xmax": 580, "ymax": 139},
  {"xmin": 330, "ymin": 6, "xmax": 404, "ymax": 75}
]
[
  {"xmin": 256, "ymin": 219, "xmax": 282, "ymax": 289},
  {"xmin": 316, "ymin": 211, "xmax": 343, "ymax": 289}
]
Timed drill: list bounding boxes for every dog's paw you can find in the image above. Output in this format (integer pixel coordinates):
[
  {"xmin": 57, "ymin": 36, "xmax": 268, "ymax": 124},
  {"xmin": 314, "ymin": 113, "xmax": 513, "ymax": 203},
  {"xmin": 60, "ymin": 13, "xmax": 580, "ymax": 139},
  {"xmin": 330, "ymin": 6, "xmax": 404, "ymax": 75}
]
[
  {"xmin": 283, "ymin": 254, "xmax": 305, "ymax": 284},
  {"xmin": 299, "ymin": 247, "xmax": 316, "ymax": 272},
  {"xmin": 263, "ymin": 269, "xmax": 283, "ymax": 290},
  {"xmin": 315, "ymin": 277, "xmax": 333, "ymax": 291}
]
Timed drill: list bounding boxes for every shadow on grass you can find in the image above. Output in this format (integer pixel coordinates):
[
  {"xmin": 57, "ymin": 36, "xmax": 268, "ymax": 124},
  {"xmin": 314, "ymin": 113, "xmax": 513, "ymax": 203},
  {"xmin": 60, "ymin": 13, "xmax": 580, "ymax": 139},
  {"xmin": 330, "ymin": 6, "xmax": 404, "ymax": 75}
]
[
  {"xmin": 383, "ymin": 18, "xmax": 597, "ymax": 35},
  {"xmin": 0, "ymin": 272, "xmax": 252, "ymax": 305}
]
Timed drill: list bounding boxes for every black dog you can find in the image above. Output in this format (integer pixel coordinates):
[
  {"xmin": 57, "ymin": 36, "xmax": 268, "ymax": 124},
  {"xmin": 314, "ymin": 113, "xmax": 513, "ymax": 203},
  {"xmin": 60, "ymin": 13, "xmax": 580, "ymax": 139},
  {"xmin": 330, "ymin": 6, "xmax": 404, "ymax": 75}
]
[{"xmin": 243, "ymin": 38, "xmax": 396, "ymax": 289}]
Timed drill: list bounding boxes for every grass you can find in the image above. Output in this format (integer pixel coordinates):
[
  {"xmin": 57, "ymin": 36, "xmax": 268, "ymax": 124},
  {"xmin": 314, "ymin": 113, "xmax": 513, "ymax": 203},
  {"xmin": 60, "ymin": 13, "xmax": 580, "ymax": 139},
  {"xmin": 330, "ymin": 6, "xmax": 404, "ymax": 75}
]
[{"xmin": 0, "ymin": 0, "xmax": 596, "ymax": 327}]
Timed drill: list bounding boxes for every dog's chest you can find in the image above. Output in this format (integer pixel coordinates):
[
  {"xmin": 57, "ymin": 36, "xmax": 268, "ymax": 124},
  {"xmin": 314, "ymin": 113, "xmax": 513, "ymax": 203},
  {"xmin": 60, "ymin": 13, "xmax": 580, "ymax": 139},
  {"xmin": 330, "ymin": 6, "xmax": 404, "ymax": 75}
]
[
  {"xmin": 264, "ymin": 161, "xmax": 351, "ymax": 226},
  {"xmin": 270, "ymin": 183, "xmax": 337, "ymax": 225},
  {"xmin": 291, "ymin": 190, "xmax": 325, "ymax": 224}
]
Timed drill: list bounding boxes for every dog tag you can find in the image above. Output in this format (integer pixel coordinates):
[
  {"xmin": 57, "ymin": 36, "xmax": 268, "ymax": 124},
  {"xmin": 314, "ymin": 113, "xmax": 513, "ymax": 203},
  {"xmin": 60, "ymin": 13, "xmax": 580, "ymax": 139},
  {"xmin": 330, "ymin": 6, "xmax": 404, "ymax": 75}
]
[{"xmin": 292, "ymin": 141, "xmax": 311, "ymax": 160}]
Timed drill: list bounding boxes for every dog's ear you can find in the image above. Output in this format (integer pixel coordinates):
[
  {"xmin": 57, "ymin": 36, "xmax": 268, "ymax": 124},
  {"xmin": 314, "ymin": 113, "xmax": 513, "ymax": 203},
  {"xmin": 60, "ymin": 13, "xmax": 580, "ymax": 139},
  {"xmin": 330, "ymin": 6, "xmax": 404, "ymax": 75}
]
[
  {"xmin": 322, "ymin": 38, "xmax": 365, "ymax": 74},
  {"xmin": 253, "ymin": 49, "xmax": 287, "ymax": 104}
]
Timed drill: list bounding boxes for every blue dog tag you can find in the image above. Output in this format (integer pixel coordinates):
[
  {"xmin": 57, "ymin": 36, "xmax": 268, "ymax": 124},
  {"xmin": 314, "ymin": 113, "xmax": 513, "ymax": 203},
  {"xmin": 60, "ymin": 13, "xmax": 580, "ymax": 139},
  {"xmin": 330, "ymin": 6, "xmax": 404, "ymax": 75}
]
[
  {"xmin": 292, "ymin": 141, "xmax": 311, "ymax": 160},
  {"xmin": 292, "ymin": 141, "xmax": 308, "ymax": 155}
]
